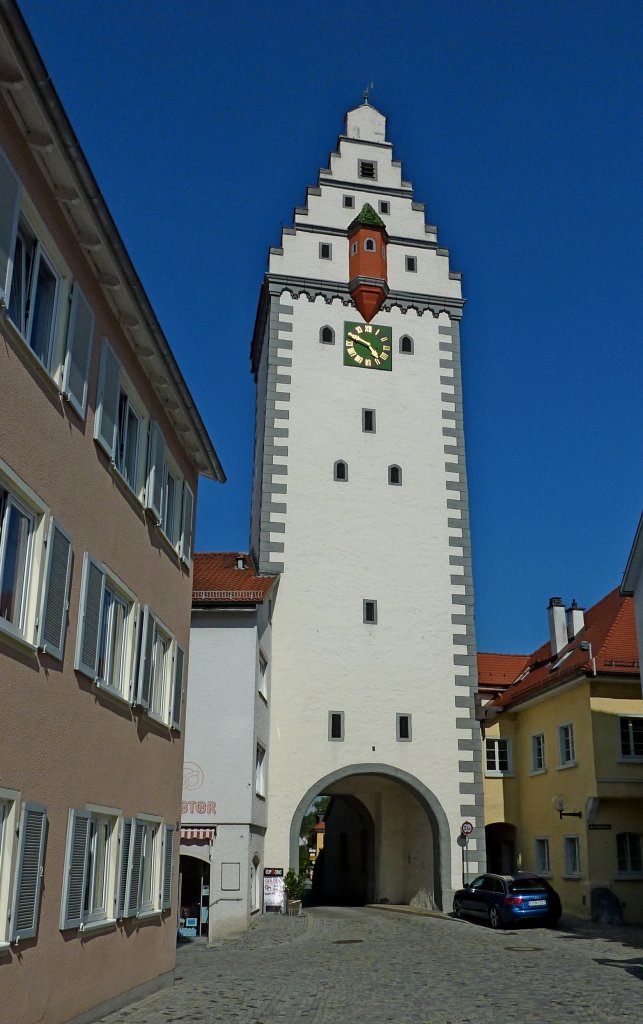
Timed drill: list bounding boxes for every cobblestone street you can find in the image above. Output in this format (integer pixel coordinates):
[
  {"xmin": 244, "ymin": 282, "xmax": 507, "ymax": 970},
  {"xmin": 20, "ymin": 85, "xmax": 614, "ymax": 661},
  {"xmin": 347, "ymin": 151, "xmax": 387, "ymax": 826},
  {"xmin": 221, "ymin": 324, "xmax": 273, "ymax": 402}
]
[{"xmin": 95, "ymin": 907, "xmax": 643, "ymax": 1024}]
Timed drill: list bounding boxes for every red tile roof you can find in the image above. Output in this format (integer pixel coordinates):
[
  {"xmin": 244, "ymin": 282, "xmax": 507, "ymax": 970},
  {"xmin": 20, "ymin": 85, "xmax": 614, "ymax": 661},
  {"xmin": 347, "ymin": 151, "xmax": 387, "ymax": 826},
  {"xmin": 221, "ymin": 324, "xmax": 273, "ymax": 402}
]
[
  {"xmin": 478, "ymin": 653, "xmax": 530, "ymax": 687},
  {"xmin": 482, "ymin": 588, "xmax": 639, "ymax": 711},
  {"xmin": 192, "ymin": 552, "xmax": 277, "ymax": 605}
]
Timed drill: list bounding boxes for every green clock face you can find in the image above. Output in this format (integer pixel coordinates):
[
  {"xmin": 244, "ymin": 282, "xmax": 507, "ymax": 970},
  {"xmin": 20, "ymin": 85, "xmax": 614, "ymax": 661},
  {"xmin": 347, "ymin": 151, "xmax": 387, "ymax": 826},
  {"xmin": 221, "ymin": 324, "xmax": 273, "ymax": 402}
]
[{"xmin": 343, "ymin": 321, "xmax": 392, "ymax": 370}]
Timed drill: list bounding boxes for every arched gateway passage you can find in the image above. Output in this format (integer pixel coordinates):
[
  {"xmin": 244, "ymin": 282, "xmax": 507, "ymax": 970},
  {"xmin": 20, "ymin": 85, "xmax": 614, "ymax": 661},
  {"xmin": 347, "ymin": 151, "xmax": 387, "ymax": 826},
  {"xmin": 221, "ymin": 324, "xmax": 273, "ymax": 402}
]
[{"xmin": 290, "ymin": 764, "xmax": 452, "ymax": 911}]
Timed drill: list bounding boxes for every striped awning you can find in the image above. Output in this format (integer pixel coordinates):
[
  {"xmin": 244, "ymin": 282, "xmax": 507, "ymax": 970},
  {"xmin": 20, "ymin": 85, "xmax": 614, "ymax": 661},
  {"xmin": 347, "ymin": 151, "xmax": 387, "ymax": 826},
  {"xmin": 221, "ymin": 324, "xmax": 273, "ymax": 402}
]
[{"xmin": 180, "ymin": 827, "xmax": 216, "ymax": 840}]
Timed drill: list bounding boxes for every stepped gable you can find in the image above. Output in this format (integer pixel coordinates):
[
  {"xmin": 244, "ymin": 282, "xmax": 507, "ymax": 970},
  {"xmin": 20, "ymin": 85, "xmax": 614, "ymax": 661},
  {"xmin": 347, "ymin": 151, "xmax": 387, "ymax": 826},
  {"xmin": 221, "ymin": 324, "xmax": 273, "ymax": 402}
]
[
  {"xmin": 489, "ymin": 588, "xmax": 639, "ymax": 711},
  {"xmin": 192, "ymin": 552, "xmax": 277, "ymax": 604}
]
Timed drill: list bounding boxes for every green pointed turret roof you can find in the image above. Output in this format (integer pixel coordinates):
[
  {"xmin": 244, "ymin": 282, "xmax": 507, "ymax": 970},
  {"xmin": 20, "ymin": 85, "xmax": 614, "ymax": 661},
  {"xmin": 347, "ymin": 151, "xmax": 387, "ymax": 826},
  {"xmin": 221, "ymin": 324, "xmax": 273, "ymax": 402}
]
[{"xmin": 348, "ymin": 202, "xmax": 386, "ymax": 231}]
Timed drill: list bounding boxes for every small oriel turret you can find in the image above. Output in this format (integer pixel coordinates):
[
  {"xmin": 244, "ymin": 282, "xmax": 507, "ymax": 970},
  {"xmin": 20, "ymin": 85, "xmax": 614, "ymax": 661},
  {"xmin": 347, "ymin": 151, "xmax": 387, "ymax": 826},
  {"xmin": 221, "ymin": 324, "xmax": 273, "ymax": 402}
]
[{"xmin": 347, "ymin": 203, "xmax": 389, "ymax": 322}]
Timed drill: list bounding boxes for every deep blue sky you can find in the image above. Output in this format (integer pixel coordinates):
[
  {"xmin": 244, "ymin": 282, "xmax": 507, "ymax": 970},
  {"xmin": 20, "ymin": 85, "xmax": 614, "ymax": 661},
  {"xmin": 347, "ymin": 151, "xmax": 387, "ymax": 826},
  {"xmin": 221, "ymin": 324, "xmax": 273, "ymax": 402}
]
[{"xmin": 17, "ymin": 0, "xmax": 642, "ymax": 653}]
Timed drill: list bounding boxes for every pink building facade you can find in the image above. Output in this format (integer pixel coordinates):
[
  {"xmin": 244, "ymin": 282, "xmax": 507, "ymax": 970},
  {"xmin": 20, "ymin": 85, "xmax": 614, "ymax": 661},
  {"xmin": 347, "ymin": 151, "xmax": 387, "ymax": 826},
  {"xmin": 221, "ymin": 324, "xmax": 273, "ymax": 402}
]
[{"xmin": 0, "ymin": 6, "xmax": 223, "ymax": 1023}]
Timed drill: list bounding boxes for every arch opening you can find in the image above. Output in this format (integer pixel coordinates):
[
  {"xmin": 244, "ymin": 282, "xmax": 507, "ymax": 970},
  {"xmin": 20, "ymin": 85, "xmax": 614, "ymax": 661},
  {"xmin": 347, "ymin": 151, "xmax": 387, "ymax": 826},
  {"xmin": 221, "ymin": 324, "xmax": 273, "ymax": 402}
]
[{"xmin": 291, "ymin": 763, "xmax": 452, "ymax": 911}]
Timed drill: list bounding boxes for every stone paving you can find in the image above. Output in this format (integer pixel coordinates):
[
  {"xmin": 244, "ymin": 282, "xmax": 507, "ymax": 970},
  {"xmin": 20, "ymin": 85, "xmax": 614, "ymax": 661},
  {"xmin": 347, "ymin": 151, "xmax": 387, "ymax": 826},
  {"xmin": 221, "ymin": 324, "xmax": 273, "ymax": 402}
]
[{"xmin": 96, "ymin": 907, "xmax": 643, "ymax": 1024}]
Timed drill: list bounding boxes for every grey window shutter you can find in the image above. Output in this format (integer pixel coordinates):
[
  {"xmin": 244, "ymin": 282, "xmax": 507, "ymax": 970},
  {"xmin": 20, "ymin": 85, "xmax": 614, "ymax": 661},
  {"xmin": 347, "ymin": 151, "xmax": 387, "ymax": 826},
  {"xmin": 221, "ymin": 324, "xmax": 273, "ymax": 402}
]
[
  {"xmin": 127, "ymin": 603, "xmax": 142, "ymax": 703},
  {"xmin": 75, "ymin": 553, "xmax": 106, "ymax": 678},
  {"xmin": 60, "ymin": 809, "xmax": 91, "ymax": 930},
  {"xmin": 115, "ymin": 817, "xmax": 132, "ymax": 919},
  {"xmin": 171, "ymin": 644, "xmax": 184, "ymax": 731},
  {"xmin": 136, "ymin": 606, "xmax": 154, "ymax": 709},
  {"xmin": 179, "ymin": 482, "xmax": 195, "ymax": 565},
  {"xmin": 62, "ymin": 285, "xmax": 94, "ymax": 419},
  {"xmin": 38, "ymin": 519, "xmax": 73, "ymax": 660},
  {"xmin": 0, "ymin": 147, "xmax": 21, "ymax": 306},
  {"xmin": 126, "ymin": 819, "xmax": 145, "ymax": 917},
  {"xmin": 94, "ymin": 339, "xmax": 120, "ymax": 459},
  {"xmin": 145, "ymin": 420, "xmax": 165, "ymax": 521},
  {"xmin": 10, "ymin": 802, "xmax": 47, "ymax": 942},
  {"xmin": 161, "ymin": 825, "xmax": 175, "ymax": 910}
]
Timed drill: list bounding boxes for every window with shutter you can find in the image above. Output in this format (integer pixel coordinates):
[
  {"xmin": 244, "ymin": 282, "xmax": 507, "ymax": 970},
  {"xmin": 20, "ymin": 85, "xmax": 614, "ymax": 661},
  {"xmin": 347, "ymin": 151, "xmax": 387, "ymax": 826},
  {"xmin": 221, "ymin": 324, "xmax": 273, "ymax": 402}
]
[
  {"xmin": 180, "ymin": 482, "xmax": 195, "ymax": 564},
  {"xmin": 62, "ymin": 286, "xmax": 94, "ymax": 419},
  {"xmin": 126, "ymin": 819, "xmax": 146, "ymax": 917},
  {"xmin": 60, "ymin": 809, "xmax": 91, "ymax": 930},
  {"xmin": 115, "ymin": 818, "xmax": 132, "ymax": 919},
  {"xmin": 0, "ymin": 460, "xmax": 48, "ymax": 648},
  {"xmin": 0, "ymin": 147, "xmax": 21, "ymax": 306},
  {"xmin": 145, "ymin": 421, "xmax": 166, "ymax": 521},
  {"xmin": 75, "ymin": 553, "xmax": 106, "ymax": 678},
  {"xmin": 136, "ymin": 607, "xmax": 155, "ymax": 709},
  {"xmin": 94, "ymin": 339, "xmax": 121, "ymax": 459},
  {"xmin": 10, "ymin": 802, "xmax": 47, "ymax": 942},
  {"xmin": 38, "ymin": 519, "xmax": 73, "ymax": 660},
  {"xmin": 162, "ymin": 825, "xmax": 175, "ymax": 910},
  {"xmin": 171, "ymin": 645, "xmax": 184, "ymax": 731}
]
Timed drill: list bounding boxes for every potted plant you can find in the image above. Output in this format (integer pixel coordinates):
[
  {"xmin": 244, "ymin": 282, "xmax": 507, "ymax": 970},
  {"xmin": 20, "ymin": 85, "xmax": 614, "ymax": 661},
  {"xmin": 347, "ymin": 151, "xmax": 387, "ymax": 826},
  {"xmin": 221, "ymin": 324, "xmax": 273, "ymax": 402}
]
[{"xmin": 283, "ymin": 869, "xmax": 306, "ymax": 915}]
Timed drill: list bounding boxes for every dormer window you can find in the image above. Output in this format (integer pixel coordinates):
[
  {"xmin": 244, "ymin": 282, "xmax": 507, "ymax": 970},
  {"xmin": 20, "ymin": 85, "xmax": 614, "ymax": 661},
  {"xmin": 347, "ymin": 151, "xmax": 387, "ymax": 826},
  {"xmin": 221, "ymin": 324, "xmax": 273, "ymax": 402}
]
[{"xmin": 364, "ymin": 238, "xmax": 376, "ymax": 253}]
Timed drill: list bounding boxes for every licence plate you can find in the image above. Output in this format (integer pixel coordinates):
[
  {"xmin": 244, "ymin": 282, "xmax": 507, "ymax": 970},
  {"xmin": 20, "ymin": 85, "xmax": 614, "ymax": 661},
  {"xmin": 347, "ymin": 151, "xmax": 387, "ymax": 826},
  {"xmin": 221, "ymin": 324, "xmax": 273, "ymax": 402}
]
[{"xmin": 529, "ymin": 899, "xmax": 547, "ymax": 906}]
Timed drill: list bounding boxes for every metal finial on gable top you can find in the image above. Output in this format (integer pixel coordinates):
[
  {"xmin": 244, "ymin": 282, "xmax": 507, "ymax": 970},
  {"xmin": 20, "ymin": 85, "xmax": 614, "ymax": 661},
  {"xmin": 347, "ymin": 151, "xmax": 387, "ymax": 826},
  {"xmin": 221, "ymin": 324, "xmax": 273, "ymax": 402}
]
[{"xmin": 363, "ymin": 82, "xmax": 374, "ymax": 105}]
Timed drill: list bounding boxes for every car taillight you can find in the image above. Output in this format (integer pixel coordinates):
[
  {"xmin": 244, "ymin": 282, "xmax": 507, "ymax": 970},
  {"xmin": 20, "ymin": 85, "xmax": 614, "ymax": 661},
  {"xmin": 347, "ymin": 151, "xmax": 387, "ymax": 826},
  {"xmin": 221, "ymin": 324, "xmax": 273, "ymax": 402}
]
[{"xmin": 504, "ymin": 896, "xmax": 524, "ymax": 906}]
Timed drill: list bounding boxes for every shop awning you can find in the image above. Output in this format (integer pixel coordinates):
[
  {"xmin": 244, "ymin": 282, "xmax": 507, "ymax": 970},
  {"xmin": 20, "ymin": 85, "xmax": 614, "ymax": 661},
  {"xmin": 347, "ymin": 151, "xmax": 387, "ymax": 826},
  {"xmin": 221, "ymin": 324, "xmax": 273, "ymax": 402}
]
[{"xmin": 180, "ymin": 827, "xmax": 216, "ymax": 840}]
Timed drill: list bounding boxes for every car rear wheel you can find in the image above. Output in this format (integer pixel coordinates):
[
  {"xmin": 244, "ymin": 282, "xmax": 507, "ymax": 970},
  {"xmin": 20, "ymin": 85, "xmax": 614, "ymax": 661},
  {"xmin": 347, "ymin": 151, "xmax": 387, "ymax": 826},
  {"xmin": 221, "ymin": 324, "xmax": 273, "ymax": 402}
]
[
  {"xmin": 488, "ymin": 906, "xmax": 503, "ymax": 929},
  {"xmin": 453, "ymin": 898, "xmax": 463, "ymax": 918}
]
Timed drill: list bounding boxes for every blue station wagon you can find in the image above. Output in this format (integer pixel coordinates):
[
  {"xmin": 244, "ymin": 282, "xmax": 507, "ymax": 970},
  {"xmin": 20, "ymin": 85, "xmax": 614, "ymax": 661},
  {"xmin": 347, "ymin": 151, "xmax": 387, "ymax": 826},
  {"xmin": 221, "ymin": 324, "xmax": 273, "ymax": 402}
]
[{"xmin": 453, "ymin": 873, "xmax": 562, "ymax": 929}]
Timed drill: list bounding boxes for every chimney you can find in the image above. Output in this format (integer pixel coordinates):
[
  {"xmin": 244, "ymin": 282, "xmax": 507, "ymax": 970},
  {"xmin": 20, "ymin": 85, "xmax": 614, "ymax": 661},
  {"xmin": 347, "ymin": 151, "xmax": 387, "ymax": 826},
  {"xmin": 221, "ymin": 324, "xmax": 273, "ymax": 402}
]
[
  {"xmin": 566, "ymin": 599, "xmax": 585, "ymax": 640},
  {"xmin": 548, "ymin": 597, "xmax": 567, "ymax": 656}
]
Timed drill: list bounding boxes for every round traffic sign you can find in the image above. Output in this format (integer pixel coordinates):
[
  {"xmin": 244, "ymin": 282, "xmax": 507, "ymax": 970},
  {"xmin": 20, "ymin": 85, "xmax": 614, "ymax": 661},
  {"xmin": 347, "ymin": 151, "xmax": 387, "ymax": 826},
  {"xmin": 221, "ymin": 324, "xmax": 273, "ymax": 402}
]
[{"xmin": 461, "ymin": 820, "xmax": 474, "ymax": 836}]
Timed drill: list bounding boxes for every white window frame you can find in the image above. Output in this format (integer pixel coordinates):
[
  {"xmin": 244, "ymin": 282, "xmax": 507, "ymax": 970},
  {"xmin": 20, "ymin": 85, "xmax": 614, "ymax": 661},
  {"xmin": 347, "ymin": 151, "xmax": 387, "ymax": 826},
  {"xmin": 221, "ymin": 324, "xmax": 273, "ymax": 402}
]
[
  {"xmin": 75, "ymin": 553, "xmax": 138, "ymax": 704},
  {"xmin": 255, "ymin": 744, "xmax": 266, "ymax": 797},
  {"xmin": 0, "ymin": 458, "xmax": 49, "ymax": 652},
  {"xmin": 160, "ymin": 455, "xmax": 181, "ymax": 546},
  {"xmin": 258, "ymin": 650, "xmax": 268, "ymax": 701},
  {"xmin": 563, "ymin": 835, "xmax": 582, "ymax": 877},
  {"xmin": 135, "ymin": 606, "xmax": 183, "ymax": 728},
  {"xmin": 405, "ymin": 255, "xmax": 417, "ymax": 273},
  {"xmin": 557, "ymin": 722, "xmax": 576, "ymax": 768},
  {"xmin": 485, "ymin": 737, "xmax": 512, "ymax": 776},
  {"xmin": 7, "ymin": 211, "xmax": 64, "ymax": 375},
  {"xmin": 378, "ymin": 200, "xmax": 390, "ymax": 215},
  {"xmin": 60, "ymin": 805, "xmax": 119, "ymax": 932},
  {"xmin": 123, "ymin": 815, "xmax": 163, "ymax": 919},
  {"xmin": 619, "ymin": 716, "xmax": 643, "ymax": 761},
  {"xmin": 319, "ymin": 242, "xmax": 332, "ymax": 260},
  {"xmin": 534, "ymin": 837, "xmax": 551, "ymax": 875},
  {"xmin": 616, "ymin": 833, "xmax": 643, "ymax": 876},
  {"xmin": 531, "ymin": 733, "xmax": 546, "ymax": 774},
  {"xmin": 0, "ymin": 788, "xmax": 20, "ymax": 947},
  {"xmin": 115, "ymin": 385, "xmax": 143, "ymax": 492},
  {"xmin": 364, "ymin": 237, "xmax": 376, "ymax": 252}
]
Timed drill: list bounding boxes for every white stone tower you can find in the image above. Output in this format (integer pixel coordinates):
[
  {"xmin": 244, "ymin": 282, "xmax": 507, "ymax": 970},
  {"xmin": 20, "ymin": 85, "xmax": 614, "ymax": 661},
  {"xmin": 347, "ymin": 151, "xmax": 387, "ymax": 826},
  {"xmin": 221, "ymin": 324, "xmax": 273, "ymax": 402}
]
[{"xmin": 249, "ymin": 100, "xmax": 483, "ymax": 910}]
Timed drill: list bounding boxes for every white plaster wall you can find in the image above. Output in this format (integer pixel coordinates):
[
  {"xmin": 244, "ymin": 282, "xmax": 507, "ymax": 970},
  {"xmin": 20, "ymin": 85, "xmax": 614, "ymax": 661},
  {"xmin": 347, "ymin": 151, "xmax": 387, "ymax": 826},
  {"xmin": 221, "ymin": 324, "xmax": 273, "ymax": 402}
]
[
  {"xmin": 185, "ymin": 610, "xmax": 258, "ymax": 824},
  {"xmin": 258, "ymin": 104, "xmax": 477, "ymax": 902}
]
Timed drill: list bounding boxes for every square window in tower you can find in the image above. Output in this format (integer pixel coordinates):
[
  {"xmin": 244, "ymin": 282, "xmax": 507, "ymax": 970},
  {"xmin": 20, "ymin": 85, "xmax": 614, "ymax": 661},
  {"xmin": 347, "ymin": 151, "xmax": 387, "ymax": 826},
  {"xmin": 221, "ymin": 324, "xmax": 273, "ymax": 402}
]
[{"xmin": 319, "ymin": 242, "xmax": 332, "ymax": 260}]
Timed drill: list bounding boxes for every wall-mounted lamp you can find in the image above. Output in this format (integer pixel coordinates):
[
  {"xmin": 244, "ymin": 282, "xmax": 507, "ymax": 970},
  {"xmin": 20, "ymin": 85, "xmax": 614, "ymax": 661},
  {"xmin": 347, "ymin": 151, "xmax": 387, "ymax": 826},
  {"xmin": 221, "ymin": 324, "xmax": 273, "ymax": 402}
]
[{"xmin": 553, "ymin": 795, "xmax": 582, "ymax": 820}]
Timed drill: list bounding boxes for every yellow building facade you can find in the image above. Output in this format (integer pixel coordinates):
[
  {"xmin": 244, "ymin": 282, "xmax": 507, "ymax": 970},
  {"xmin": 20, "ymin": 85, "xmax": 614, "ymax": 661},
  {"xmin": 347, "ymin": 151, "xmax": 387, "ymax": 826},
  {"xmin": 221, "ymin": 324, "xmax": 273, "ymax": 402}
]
[{"xmin": 480, "ymin": 589, "xmax": 642, "ymax": 924}]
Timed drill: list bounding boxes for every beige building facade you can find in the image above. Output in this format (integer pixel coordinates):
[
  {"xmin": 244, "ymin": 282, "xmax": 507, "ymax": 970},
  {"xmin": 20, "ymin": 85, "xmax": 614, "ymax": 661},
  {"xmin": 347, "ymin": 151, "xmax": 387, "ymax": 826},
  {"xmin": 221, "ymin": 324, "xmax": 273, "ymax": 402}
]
[{"xmin": 0, "ymin": 6, "xmax": 223, "ymax": 1023}]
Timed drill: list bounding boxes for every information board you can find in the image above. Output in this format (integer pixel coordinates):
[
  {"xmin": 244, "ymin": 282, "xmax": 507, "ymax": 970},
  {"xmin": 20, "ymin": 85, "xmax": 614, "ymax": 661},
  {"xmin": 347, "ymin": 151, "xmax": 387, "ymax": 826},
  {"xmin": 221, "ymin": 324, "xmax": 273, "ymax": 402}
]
[{"xmin": 263, "ymin": 868, "xmax": 284, "ymax": 912}]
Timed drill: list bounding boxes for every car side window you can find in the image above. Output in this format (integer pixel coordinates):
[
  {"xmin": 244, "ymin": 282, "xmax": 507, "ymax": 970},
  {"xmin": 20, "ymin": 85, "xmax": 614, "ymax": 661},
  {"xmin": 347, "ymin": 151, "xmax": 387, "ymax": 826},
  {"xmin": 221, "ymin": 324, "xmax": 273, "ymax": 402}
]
[
  {"xmin": 469, "ymin": 876, "xmax": 486, "ymax": 889},
  {"xmin": 482, "ymin": 875, "xmax": 497, "ymax": 891}
]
